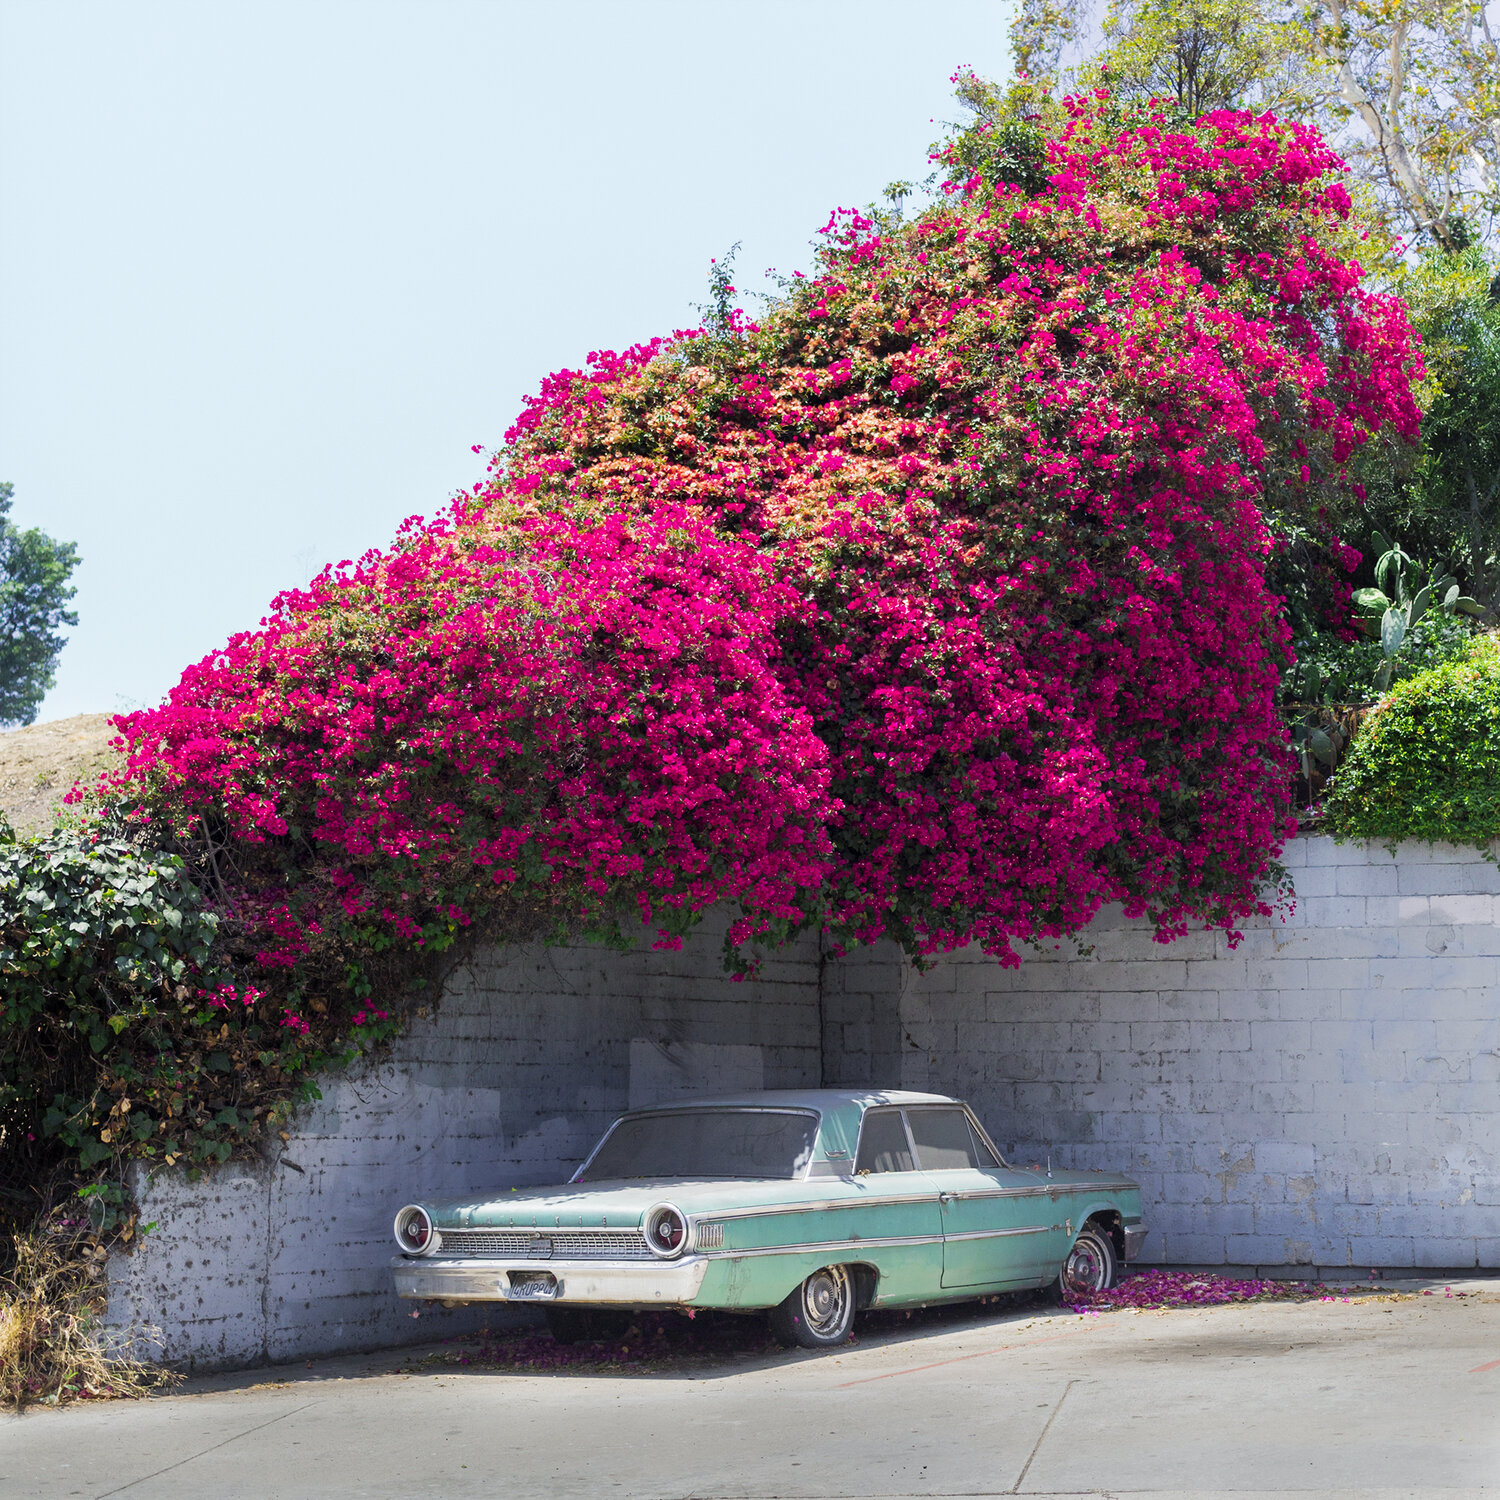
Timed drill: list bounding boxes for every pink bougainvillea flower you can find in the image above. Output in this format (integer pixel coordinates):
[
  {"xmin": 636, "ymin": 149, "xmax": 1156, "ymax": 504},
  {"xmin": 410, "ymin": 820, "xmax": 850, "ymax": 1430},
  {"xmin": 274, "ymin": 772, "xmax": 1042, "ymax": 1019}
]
[{"xmin": 92, "ymin": 94, "xmax": 1421, "ymax": 1017}]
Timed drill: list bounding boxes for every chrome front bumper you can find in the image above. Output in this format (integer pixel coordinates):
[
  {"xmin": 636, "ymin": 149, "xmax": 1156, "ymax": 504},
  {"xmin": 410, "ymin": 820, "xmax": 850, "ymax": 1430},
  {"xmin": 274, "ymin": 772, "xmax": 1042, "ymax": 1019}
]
[
  {"xmin": 391, "ymin": 1255, "xmax": 710, "ymax": 1306},
  {"xmin": 1123, "ymin": 1223, "xmax": 1148, "ymax": 1262}
]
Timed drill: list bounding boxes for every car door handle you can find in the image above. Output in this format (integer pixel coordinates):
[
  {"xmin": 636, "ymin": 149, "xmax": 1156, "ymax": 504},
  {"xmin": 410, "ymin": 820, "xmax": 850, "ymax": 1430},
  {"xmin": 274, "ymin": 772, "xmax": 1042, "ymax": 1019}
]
[{"xmin": 938, "ymin": 1192, "xmax": 954, "ymax": 1204}]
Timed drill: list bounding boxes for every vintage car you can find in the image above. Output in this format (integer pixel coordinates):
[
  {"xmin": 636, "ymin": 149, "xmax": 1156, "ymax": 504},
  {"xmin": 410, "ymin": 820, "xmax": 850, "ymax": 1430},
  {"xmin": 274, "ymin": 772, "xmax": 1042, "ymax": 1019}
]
[{"xmin": 390, "ymin": 1089, "xmax": 1146, "ymax": 1349}]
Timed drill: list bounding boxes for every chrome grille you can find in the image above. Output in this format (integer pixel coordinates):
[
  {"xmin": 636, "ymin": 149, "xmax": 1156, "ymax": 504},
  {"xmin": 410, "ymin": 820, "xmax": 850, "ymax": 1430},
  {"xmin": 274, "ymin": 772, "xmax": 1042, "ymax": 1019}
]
[
  {"xmin": 697, "ymin": 1222, "xmax": 724, "ymax": 1249},
  {"xmin": 439, "ymin": 1228, "xmax": 652, "ymax": 1260}
]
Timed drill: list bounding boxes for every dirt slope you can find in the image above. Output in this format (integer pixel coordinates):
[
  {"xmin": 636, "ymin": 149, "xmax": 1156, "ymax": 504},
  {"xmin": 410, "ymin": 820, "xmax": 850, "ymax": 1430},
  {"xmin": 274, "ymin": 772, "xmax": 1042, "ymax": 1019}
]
[{"xmin": 0, "ymin": 714, "xmax": 117, "ymax": 837}]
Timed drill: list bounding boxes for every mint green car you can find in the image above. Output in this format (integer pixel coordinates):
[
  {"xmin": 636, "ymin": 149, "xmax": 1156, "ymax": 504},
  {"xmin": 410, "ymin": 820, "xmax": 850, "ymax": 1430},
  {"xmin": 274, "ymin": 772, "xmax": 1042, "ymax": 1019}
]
[{"xmin": 390, "ymin": 1089, "xmax": 1145, "ymax": 1349}]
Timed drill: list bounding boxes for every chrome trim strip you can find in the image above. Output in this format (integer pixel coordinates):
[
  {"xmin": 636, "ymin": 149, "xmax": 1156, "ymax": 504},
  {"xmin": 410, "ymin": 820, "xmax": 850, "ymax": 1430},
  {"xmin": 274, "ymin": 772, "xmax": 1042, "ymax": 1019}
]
[
  {"xmin": 706, "ymin": 1181, "xmax": 1137, "ymax": 1222},
  {"xmin": 703, "ymin": 1232, "xmax": 941, "ymax": 1259},
  {"xmin": 941, "ymin": 1226, "xmax": 1049, "ymax": 1242},
  {"xmin": 935, "ymin": 1182, "xmax": 1138, "ymax": 1203},
  {"xmin": 709, "ymin": 1193, "xmax": 936, "ymax": 1221},
  {"xmin": 701, "ymin": 1223, "xmax": 1048, "ymax": 1259}
]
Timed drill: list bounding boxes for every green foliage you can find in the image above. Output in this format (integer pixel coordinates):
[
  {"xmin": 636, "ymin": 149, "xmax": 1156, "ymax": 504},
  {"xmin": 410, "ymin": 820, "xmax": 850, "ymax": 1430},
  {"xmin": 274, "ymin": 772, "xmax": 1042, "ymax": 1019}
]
[
  {"xmin": 1349, "ymin": 531, "xmax": 1483, "ymax": 690},
  {"xmin": 939, "ymin": 76, "xmax": 1050, "ymax": 195},
  {"xmin": 1284, "ymin": 613, "xmax": 1477, "ymax": 706},
  {"xmin": 0, "ymin": 483, "xmax": 79, "ymax": 729},
  {"xmin": 1322, "ymin": 633, "xmax": 1500, "ymax": 850},
  {"xmin": 694, "ymin": 243, "xmax": 742, "ymax": 338},
  {"xmin": 0, "ymin": 823, "xmax": 403, "ymax": 1204},
  {"xmin": 1399, "ymin": 247, "xmax": 1500, "ymax": 613}
]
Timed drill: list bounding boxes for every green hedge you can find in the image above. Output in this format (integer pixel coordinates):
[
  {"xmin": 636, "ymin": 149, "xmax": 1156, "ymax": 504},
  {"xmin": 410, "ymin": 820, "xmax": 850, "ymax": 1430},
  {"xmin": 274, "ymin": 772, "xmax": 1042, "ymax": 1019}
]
[{"xmin": 1323, "ymin": 633, "xmax": 1500, "ymax": 850}]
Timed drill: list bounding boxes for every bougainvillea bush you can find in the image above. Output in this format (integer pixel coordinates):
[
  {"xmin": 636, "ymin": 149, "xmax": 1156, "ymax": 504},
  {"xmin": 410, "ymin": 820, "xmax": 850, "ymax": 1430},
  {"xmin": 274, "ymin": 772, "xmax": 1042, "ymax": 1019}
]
[{"xmin": 3, "ymin": 93, "xmax": 1423, "ymax": 1186}]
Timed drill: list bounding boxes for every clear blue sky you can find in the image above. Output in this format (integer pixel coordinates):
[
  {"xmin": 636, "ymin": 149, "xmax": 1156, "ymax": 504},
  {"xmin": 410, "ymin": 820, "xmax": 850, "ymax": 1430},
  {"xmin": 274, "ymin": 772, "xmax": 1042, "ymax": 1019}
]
[{"xmin": 0, "ymin": 0, "xmax": 1016, "ymax": 723}]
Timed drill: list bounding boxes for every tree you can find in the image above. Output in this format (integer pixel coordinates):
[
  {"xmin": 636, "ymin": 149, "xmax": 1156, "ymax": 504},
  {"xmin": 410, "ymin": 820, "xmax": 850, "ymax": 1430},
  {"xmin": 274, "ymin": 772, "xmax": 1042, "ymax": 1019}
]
[
  {"xmin": 1395, "ymin": 246, "xmax": 1500, "ymax": 609},
  {"xmin": 1006, "ymin": 0, "xmax": 1500, "ymax": 254},
  {"xmin": 0, "ymin": 483, "xmax": 80, "ymax": 727},
  {"xmin": 1307, "ymin": 0, "xmax": 1500, "ymax": 253}
]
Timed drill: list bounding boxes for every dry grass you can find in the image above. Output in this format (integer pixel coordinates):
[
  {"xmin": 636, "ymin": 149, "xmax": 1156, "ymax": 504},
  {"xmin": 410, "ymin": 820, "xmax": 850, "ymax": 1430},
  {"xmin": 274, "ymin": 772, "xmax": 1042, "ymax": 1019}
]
[
  {"xmin": 0, "ymin": 713, "xmax": 117, "ymax": 838},
  {"xmin": 0, "ymin": 1222, "xmax": 177, "ymax": 1409}
]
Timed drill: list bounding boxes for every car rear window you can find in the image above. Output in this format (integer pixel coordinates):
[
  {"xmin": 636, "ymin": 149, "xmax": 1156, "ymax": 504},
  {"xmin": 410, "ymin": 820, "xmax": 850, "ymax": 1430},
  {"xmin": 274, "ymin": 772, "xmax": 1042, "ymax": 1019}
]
[
  {"xmin": 854, "ymin": 1108, "xmax": 915, "ymax": 1174},
  {"xmin": 577, "ymin": 1109, "xmax": 818, "ymax": 1181}
]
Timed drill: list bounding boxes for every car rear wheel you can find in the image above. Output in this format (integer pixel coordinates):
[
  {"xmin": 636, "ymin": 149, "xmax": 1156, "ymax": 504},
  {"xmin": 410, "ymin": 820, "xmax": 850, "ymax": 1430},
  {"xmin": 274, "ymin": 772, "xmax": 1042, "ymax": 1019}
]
[
  {"xmin": 769, "ymin": 1265, "xmax": 855, "ymax": 1349},
  {"xmin": 1055, "ymin": 1225, "xmax": 1117, "ymax": 1302}
]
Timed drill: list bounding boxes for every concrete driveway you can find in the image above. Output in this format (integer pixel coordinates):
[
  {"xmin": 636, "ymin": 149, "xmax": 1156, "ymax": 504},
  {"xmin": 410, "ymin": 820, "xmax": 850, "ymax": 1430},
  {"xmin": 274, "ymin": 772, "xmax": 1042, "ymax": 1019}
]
[{"xmin": 4, "ymin": 1279, "xmax": 1498, "ymax": 1499}]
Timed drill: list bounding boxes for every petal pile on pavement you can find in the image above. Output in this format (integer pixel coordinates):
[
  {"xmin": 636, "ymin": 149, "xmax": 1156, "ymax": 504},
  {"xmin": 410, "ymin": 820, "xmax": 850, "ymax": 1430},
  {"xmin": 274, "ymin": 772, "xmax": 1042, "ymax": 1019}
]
[
  {"xmin": 405, "ymin": 1277, "xmax": 1485, "ymax": 1376},
  {"xmin": 1065, "ymin": 1269, "xmax": 1361, "ymax": 1314}
]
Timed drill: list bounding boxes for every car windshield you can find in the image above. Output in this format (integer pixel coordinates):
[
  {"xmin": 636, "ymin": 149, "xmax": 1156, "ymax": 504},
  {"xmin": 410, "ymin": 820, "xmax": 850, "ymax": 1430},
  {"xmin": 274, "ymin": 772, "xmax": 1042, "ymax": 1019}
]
[{"xmin": 576, "ymin": 1108, "xmax": 819, "ymax": 1181}]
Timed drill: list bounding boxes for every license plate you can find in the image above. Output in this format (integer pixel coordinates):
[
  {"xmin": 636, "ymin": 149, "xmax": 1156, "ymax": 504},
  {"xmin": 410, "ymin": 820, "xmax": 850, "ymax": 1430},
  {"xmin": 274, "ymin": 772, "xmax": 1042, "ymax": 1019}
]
[{"xmin": 508, "ymin": 1274, "xmax": 559, "ymax": 1301}]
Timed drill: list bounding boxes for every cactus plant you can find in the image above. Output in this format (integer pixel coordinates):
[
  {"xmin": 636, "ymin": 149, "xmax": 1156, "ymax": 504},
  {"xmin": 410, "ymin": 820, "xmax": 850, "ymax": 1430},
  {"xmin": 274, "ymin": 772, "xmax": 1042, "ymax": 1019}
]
[{"xmin": 1353, "ymin": 532, "xmax": 1482, "ymax": 690}]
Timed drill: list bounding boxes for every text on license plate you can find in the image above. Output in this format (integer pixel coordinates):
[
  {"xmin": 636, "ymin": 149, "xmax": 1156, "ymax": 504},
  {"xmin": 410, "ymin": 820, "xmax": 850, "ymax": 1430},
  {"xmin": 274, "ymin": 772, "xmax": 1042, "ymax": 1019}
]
[{"xmin": 508, "ymin": 1274, "xmax": 559, "ymax": 1301}]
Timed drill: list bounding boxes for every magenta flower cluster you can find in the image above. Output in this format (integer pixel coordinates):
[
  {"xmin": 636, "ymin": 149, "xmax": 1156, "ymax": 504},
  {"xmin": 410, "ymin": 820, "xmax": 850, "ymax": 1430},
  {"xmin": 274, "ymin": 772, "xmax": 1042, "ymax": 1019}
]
[{"xmin": 97, "ymin": 97, "xmax": 1421, "ymax": 1012}]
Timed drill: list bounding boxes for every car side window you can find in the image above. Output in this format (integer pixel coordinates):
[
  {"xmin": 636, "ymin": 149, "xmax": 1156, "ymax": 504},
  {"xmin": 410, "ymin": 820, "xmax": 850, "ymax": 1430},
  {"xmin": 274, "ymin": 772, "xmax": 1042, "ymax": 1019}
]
[
  {"xmin": 906, "ymin": 1107, "xmax": 981, "ymax": 1171},
  {"xmin": 855, "ymin": 1108, "xmax": 915, "ymax": 1174},
  {"xmin": 968, "ymin": 1117, "xmax": 1002, "ymax": 1168}
]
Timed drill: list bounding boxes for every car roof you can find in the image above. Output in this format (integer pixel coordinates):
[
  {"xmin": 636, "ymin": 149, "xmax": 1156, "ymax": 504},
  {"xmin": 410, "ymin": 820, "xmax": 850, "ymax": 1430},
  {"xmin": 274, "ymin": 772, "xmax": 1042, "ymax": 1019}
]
[
  {"xmin": 607, "ymin": 1090, "xmax": 974, "ymax": 1169},
  {"xmin": 621, "ymin": 1088, "xmax": 957, "ymax": 1113}
]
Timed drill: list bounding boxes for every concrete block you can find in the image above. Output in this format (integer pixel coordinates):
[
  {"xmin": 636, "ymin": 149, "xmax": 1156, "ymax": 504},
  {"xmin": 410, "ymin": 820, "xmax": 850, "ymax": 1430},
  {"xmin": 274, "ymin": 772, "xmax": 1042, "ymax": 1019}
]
[
  {"xmin": 1162, "ymin": 1233, "xmax": 1227, "ymax": 1262},
  {"xmin": 1186, "ymin": 1020, "xmax": 1251, "ymax": 1052},
  {"xmin": 1129, "ymin": 1020, "xmax": 1191, "ymax": 1052},
  {"xmin": 1254, "ymin": 1141, "xmax": 1317, "ymax": 1175},
  {"xmin": 1160, "ymin": 988, "xmax": 1222, "ymax": 1020},
  {"xmin": 1408, "ymin": 1053, "xmax": 1471, "ymax": 1084},
  {"xmin": 1280, "ymin": 839, "xmax": 1311, "ymax": 868},
  {"xmin": 1215, "ymin": 1048, "xmax": 1283, "ymax": 1084},
  {"xmin": 1428, "ymin": 893, "xmax": 1497, "ymax": 926},
  {"xmin": 1100, "ymin": 990, "xmax": 1161, "ymax": 1023},
  {"xmin": 1223, "ymin": 1232, "xmax": 1307, "ymax": 1263},
  {"xmin": 1291, "ymin": 866, "xmax": 1340, "ymax": 897},
  {"xmin": 1411, "ymin": 1238, "xmax": 1478, "ymax": 1268},
  {"xmin": 1217, "ymin": 987, "xmax": 1281, "ymax": 1021},
  {"xmin": 1298, "ymin": 896, "xmax": 1369, "ymax": 928},
  {"xmin": 1399, "ymin": 863, "xmax": 1500, "ymax": 896},
  {"xmin": 1336, "ymin": 862, "xmax": 1400, "ymax": 896},
  {"xmin": 1348, "ymin": 1235, "xmax": 1416, "ymax": 1266}
]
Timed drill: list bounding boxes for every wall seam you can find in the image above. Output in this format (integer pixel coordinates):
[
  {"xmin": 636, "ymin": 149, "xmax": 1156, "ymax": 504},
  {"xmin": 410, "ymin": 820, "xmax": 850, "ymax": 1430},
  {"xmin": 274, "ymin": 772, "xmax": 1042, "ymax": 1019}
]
[{"xmin": 817, "ymin": 929, "xmax": 829, "ymax": 1087}]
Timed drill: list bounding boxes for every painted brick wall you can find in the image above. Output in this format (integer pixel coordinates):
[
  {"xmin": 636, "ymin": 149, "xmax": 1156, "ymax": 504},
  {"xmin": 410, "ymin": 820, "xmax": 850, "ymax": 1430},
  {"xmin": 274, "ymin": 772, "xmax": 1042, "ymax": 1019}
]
[
  {"xmin": 108, "ymin": 835, "xmax": 1500, "ymax": 1371},
  {"xmin": 106, "ymin": 910, "xmax": 821, "ymax": 1370},
  {"xmin": 875, "ymin": 836, "xmax": 1500, "ymax": 1273}
]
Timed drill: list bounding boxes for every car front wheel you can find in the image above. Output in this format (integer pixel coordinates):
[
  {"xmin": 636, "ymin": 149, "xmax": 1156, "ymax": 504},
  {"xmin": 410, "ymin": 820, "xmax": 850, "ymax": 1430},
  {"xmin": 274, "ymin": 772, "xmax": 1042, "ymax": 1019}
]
[
  {"xmin": 1056, "ymin": 1225, "xmax": 1117, "ymax": 1301},
  {"xmin": 769, "ymin": 1265, "xmax": 855, "ymax": 1349}
]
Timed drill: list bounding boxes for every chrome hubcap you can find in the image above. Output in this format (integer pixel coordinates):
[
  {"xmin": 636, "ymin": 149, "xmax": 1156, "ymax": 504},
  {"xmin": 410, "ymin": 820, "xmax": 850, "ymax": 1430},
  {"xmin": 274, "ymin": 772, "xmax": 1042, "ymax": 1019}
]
[
  {"xmin": 1063, "ymin": 1238, "xmax": 1105, "ymax": 1295},
  {"xmin": 802, "ymin": 1266, "xmax": 850, "ymax": 1334}
]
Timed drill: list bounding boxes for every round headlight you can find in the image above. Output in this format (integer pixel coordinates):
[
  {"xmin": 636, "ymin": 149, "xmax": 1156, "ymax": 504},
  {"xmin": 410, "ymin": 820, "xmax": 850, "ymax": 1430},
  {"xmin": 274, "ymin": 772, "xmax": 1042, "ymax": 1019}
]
[
  {"xmin": 644, "ymin": 1202, "xmax": 688, "ymax": 1259},
  {"xmin": 394, "ymin": 1204, "xmax": 440, "ymax": 1256}
]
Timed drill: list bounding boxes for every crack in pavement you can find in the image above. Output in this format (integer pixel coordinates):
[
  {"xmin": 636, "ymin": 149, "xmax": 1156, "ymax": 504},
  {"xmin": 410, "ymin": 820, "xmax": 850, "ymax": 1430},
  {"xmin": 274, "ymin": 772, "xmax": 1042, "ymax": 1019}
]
[
  {"xmin": 1010, "ymin": 1377, "xmax": 1078, "ymax": 1494},
  {"xmin": 91, "ymin": 1399, "xmax": 319, "ymax": 1499}
]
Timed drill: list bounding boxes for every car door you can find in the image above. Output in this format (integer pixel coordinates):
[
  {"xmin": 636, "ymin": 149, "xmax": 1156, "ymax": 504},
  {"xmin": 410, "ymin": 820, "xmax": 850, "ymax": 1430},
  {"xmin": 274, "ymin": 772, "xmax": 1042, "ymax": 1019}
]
[
  {"xmin": 904, "ymin": 1105, "xmax": 1055, "ymax": 1288},
  {"xmin": 844, "ymin": 1105, "xmax": 944, "ymax": 1303}
]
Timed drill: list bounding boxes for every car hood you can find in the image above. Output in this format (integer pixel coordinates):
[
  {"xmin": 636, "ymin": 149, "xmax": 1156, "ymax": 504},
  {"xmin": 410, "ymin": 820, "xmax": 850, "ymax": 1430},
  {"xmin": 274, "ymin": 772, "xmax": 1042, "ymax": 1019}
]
[{"xmin": 417, "ymin": 1178, "xmax": 813, "ymax": 1230}]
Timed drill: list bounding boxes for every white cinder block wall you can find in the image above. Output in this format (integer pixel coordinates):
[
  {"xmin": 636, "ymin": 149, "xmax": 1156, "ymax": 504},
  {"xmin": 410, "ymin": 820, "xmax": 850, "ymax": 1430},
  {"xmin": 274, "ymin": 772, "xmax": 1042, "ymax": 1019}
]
[
  {"xmin": 109, "ymin": 836, "xmax": 1499, "ymax": 1370},
  {"xmin": 107, "ymin": 912, "xmax": 822, "ymax": 1370},
  {"xmin": 875, "ymin": 837, "xmax": 1500, "ymax": 1273}
]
